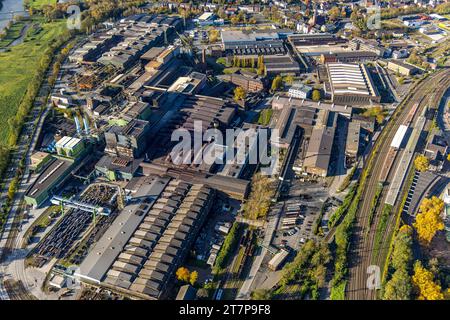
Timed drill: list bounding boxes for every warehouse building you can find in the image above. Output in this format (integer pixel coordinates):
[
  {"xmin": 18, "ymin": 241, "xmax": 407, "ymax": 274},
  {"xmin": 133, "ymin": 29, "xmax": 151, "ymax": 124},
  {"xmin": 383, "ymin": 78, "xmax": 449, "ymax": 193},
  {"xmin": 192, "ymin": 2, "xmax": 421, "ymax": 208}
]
[
  {"xmin": 326, "ymin": 63, "xmax": 381, "ymax": 106},
  {"xmin": 97, "ymin": 15, "xmax": 182, "ymax": 70},
  {"xmin": 218, "ymin": 73, "xmax": 264, "ymax": 93},
  {"xmin": 95, "ymin": 155, "xmax": 143, "ymax": 181},
  {"xmin": 268, "ymin": 249, "xmax": 289, "ymax": 271},
  {"xmin": 349, "ymin": 38, "xmax": 388, "ymax": 57},
  {"xmin": 288, "ymin": 83, "xmax": 313, "ymax": 99},
  {"xmin": 77, "ymin": 175, "xmax": 214, "ymax": 300},
  {"xmin": 139, "ymin": 162, "xmax": 250, "ymax": 200},
  {"xmin": 263, "ymin": 54, "xmax": 301, "ymax": 76},
  {"xmin": 272, "ymin": 96, "xmax": 352, "ymax": 148},
  {"xmin": 24, "ymin": 158, "xmax": 75, "ymax": 207},
  {"xmin": 288, "ymin": 33, "xmax": 349, "ymax": 56},
  {"xmin": 176, "ymin": 285, "xmax": 197, "ymax": 300},
  {"xmin": 30, "ymin": 151, "xmax": 53, "ymax": 173},
  {"xmin": 320, "ymin": 51, "xmax": 378, "ymax": 64},
  {"xmin": 167, "ymin": 72, "xmax": 207, "ymax": 95},
  {"xmin": 69, "ymin": 34, "xmax": 122, "ymax": 64},
  {"xmin": 387, "ymin": 60, "xmax": 419, "ymax": 76},
  {"xmin": 146, "ymin": 94, "xmax": 237, "ymax": 162},
  {"xmin": 122, "ymin": 101, "xmax": 152, "ymax": 122},
  {"xmin": 221, "ymin": 30, "xmax": 285, "ymax": 55},
  {"xmin": 303, "ymin": 116, "xmax": 336, "ymax": 177},
  {"xmin": 345, "ymin": 122, "xmax": 361, "ymax": 168},
  {"xmin": 55, "ymin": 136, "xmax": 85, "ymax": 159}
]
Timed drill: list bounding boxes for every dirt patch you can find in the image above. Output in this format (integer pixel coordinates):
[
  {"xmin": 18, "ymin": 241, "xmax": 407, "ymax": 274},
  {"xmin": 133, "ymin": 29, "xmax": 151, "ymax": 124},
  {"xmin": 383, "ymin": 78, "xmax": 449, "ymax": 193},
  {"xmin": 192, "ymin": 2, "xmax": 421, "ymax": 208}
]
[{"xmin": 426, "ymin": 231, "xmax": 450, "ymax": 265}]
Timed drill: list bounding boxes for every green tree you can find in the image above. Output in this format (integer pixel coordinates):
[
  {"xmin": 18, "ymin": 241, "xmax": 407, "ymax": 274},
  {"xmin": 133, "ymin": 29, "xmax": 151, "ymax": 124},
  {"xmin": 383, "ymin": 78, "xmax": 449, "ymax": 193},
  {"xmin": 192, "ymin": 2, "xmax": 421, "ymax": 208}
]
[
  {"xmin": 257, "ymin": 55, "xmax": 265, "ymax": 76},
  {"xmin": 283, "ymin": 75, "xmax": 294, "ymax": 85},
  {"xmin": 391, "ymin": 229, "xmax": 413, "ymax": 270},
  {"xmin": 383, "ymin": 269, "xmax": 412, "ymax": 300},
  {"xmin": 271, "ymin": 75, "xmax": 283, "ymax": 92},
  {"xmin": 312, "ymin": 89, "xmax": 321, "ymax": 101},
  {"xmin": 251, "ymin": 289, "xmax": 272, "ymax": 300},
  {"xmin": 328, "ymin": 7, "xmax": 341, "ymax": 21}
]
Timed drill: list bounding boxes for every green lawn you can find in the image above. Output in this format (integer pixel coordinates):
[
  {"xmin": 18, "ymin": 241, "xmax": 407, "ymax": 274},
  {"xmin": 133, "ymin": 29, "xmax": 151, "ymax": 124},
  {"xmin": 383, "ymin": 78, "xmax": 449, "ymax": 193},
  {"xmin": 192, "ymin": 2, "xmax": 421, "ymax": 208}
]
[
  {"xmin": 0, "ymin": 18, "xmax": 67, "ymax": 144},
  {"xmin": 330, "ymin": 281, "xmax": 346, "ymax": 300},
  {"xmin": 26, "ymin": 0, "xmax": 57, "ymax": 10},
  {"xmin": 0, "ymin": 20, "xmax": 29, "ymax": 47},
  {"xmin": 257, "ymin": 109, "xmax": 273, "ymax": 126}
]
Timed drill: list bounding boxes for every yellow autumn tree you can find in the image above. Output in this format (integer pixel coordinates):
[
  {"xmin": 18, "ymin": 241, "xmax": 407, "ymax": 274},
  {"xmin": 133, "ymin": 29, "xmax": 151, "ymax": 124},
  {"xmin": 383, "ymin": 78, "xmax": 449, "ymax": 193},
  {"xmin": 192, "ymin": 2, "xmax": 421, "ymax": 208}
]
[
  {"xmin": 176, "ymin": 267, "xmax": 190, "ymax": 283},
  {"xmin": 412, "ymin": 261, "xmax": 444, "ymax": 300},
  {"xmin": 190, "ymin": 270, "xmax": 198, "ymax": 286},
  {"xmin": 399, "ymin": 224, "xmax": 413, "ymax": 235},
  {"xmin": 414, "ymin": 155, "xmax": 429, "ymax": 172},
  {"xmin": 233, "ymin": 86, "xmax": 246, "ymax": 102},
  {"xmin": 413, "ymin": 196, "xmax": 445, "ymax": 244}
]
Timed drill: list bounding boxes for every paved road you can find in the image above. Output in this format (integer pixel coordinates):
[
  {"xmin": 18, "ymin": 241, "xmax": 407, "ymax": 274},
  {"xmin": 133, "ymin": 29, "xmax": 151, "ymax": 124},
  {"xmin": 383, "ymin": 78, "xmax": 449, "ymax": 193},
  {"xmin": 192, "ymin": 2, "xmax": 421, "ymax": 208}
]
[{"xmin": 236, "ymin": 205, "xmax": 280, "ymax": 300}]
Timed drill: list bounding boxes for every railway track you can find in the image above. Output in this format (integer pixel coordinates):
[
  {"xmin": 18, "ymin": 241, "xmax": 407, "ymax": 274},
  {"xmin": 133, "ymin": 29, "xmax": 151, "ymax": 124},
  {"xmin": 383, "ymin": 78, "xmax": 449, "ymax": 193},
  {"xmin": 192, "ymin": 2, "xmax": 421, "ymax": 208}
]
[
  {"xmin": 3, "ymin": 280, "xmax": 36, "ymax": 300},
  {"xmin": 346, "ymin": 70, "xmax": 450, "ymax": 300},
  {"xmin": 370, "ymin": 76, "xmax": 450, "ymax": 289}
]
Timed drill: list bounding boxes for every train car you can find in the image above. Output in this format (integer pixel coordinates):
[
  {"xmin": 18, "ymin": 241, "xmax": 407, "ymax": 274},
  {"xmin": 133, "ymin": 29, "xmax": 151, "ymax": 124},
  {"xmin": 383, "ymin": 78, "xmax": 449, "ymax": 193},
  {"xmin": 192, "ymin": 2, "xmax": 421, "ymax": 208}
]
[
  {"xmin": 379, "ymin": 147, "xmax": 398, "ymax": 183},
  {"xmin": 391, "ymin": 125, "xmax": 408, "ymax": 149},
  {"xmin": 284, "ymin": 211, "xmax": 299, "ymax": 217},
  {"xmin": 281, "ymin": 220, "xmax": 297, "ymax": 225},
  {"xmin": 281, "ymin": 219, "xmax": 296, "ymax": 224},
  {"xmin": 215, "ymin": 288, "xmax": 223, "ymax": 300},
  {"xmin": 404, "ymin": 103, "xmax": 419, "ymax": 126}
]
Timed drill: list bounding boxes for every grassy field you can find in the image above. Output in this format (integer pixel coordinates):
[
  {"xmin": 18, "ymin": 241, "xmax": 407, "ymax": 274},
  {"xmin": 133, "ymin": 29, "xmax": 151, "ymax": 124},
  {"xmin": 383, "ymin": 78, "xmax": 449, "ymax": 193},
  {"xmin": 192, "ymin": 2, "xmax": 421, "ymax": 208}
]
[
  {"xmin": 257, "ymin": 109, "xmax": 273, "ymax": 126},
  {"xmin": 0, "ymin": 20, "xmax": 29, "ymax": 47},
  {"xmin": 26, "ymin": 0, "xmax": 57, "ymax": 10},
  {"xmin": 0, "ymin": 18, "xmax": 66, "ymax": 144}
]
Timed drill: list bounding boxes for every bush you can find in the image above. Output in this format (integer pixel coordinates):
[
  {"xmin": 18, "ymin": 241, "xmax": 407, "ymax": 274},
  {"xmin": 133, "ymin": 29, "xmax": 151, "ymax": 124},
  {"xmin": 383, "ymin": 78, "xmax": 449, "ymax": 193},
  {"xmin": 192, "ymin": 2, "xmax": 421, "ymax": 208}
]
[{"xmin": 213, "ymin": 222, "xmax": 241, "ymax": 272}]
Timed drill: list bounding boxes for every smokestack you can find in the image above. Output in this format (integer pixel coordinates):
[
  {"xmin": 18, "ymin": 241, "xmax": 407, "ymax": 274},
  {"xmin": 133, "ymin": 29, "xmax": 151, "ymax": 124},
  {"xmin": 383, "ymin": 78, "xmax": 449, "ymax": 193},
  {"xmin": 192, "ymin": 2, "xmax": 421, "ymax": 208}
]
[
  {"xmin": 202, "ymin": 48, "xmax": 206, "ymax": 64},
  {"xmin": 74, "ymin": 116, "xmax": 82, "ymax": 135},
  {"xmin": 83, "ymin": 117, "xmax": 90, "ymax": 135}
]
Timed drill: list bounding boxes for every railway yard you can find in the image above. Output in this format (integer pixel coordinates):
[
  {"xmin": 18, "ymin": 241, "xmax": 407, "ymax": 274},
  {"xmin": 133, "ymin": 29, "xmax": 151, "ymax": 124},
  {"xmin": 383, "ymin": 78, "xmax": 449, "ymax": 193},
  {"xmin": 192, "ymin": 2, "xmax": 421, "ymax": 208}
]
[{"xmin": 346, "ymin": 70, "xmax": 450, "ymax": 300}]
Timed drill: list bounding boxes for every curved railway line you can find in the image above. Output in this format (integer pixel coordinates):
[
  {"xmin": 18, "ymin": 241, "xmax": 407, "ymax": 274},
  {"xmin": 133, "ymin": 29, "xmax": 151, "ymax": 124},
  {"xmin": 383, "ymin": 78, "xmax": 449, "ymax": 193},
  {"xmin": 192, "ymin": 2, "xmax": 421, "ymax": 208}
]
[
  {"xmin": 346, "ymin": 70, "xmax": 450, "ymax": 300},
  {"xmin": 3, "ymin": 280, "xmax": 36, "ymax": 300}
]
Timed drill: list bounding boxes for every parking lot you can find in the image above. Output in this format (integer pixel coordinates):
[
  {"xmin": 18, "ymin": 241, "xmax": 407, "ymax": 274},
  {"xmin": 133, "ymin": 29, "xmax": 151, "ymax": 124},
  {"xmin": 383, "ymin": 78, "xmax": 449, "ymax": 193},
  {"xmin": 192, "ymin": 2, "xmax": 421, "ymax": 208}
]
[{"xmin": 272, "ymin": 180, "xmax": 329, "ymax": 252}]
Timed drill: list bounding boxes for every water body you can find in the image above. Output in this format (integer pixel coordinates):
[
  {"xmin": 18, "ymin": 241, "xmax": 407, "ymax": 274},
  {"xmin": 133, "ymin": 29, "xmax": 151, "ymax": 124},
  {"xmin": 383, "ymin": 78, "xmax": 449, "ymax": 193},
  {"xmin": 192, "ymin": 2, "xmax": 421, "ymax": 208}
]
[{"xmin": 0, "ymin": 0, "xmax": 25, "ymax": 32}]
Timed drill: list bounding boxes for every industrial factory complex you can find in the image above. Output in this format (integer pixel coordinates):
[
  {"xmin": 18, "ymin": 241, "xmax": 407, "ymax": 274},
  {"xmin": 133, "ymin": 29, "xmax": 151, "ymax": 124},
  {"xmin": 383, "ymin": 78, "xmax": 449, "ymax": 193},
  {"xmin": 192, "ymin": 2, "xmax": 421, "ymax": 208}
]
[{"xmin": 1, "ymin": 0, "xmax": 449, "ymax": 304}]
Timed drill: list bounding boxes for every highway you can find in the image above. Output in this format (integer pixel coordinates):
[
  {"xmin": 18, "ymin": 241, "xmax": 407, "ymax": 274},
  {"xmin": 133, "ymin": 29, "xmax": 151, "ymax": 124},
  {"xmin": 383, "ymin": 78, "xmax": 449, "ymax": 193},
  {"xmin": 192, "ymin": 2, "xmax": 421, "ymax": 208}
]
[{"xmin": 346, "ymin": 69, "xmax": 450, "ymax": 300}]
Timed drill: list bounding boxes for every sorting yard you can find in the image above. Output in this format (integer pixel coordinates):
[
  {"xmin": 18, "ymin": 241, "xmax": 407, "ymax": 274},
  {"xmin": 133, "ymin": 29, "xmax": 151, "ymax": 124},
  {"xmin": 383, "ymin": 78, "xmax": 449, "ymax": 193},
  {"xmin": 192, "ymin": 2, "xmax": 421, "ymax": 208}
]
[{"xmin": 30, "ymin": 184, "xmax": 118, "ymax": 266}]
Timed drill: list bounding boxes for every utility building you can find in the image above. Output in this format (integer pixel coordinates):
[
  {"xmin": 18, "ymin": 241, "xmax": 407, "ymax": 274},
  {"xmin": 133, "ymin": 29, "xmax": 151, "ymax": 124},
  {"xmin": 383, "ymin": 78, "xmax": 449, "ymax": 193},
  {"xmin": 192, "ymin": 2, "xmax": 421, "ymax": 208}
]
[{"xmin": 326, "ymin": 63, "xmax": 381, "ymax": 106}]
